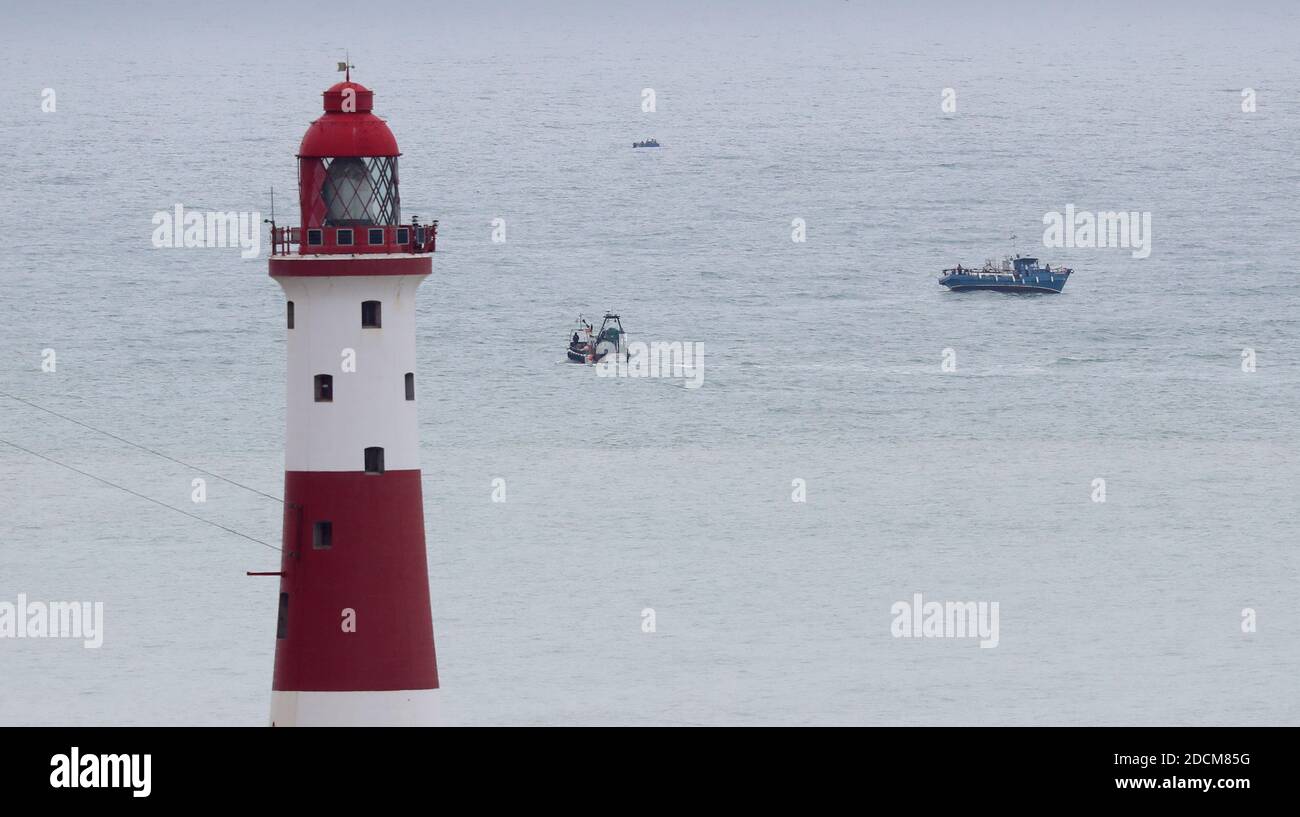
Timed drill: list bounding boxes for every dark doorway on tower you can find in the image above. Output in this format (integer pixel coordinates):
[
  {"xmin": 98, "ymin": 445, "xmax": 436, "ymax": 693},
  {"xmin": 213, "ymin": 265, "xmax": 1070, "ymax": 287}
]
[
  {"xmin": 361, "ymin": 300, "xmax": 382, "ymax": 328},
  {"xmin": 364, "ymin": 446, "xmax": 385, "ymax": 474}
]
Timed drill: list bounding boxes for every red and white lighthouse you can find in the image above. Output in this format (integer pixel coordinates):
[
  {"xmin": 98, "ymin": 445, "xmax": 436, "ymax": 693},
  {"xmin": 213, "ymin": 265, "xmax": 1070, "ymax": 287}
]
[{"xmin": 265, "ymin": 72, "xmax": 440, "ymax": 726}]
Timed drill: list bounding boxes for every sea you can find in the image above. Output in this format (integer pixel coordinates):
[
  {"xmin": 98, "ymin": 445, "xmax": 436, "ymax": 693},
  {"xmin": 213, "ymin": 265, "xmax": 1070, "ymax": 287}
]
[{"xmin": 1, "ymin": 0, "xmax": 1297, "ymax": 725}]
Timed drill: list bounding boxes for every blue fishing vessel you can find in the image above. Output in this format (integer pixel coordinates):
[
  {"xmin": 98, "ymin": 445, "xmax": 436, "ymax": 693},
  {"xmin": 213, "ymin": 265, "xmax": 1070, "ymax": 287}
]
[{"xmin": 939, "ymin": 256, "xmax": 1072, "ymax": 294}]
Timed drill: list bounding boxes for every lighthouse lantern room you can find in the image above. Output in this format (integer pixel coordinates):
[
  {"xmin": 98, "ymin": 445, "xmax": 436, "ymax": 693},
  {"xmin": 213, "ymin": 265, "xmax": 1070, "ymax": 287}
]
[{"xmin": 266, "ymin": 71, "xmax": 440, "ymax": 726}]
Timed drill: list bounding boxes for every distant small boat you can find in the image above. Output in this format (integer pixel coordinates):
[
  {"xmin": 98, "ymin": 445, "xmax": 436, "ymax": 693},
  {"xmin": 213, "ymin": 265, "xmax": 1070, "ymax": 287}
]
[
  {"xmin": 633, "ymin": 139, "xmax": 660, "ymax": 148},
  {"xmin": 566, "ymin": 313, "xmax": 627, "ymax": 363},
  {"xmin": 939, "ymin": 255, "xmax": 1072, "ymax": 294}
]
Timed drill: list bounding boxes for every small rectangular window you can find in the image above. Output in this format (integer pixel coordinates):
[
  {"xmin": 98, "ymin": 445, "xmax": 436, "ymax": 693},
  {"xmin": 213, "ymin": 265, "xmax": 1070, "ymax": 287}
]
[
  {"xmin": 287, "ymin": 301, "xmax": 295, "ymax": 329},
  {"xmin": 368, "ymin": 228, "xmax": 385, "ymax": 246},
  {"xmin": 307, "ymin": 229, "xmax": 323, "ymax": 246},
  {"xmin": 364, "ymin": 446, "xmax": 385, "ymax": 474},
  {"xmin": 404, "ymin": 372, "xmax": 415, "ymax": 401},
  {"xmin": 276, "ymin": 592, "xmax": 289, "ymax": 639},
  {"xmin": 336, "ymin": 228, "xmax": 354, "ymax": 246},
  {"xmin": 313, "ymin": 521, "xmax": 333, "ymax": 549},
  {"xmin": 396, "ymin": 227, "xmax": 409, "ymax": 245},
  {"xmin": 361, "ymin": 300, "xmax": 382, "ymax": 328},
  {"xmin": 314, "ymin": 374, "xmax": 333, "ymax": 402}
]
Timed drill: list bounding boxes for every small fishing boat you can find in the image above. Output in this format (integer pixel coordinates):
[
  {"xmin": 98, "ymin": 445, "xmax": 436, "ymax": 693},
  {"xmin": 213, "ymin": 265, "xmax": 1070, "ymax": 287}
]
[
  {"xmin": 633, "ymin": 138, "xmax": 660, "ymax": 148},
  {"xmin": 566, "ymin": 313, "xmax": 626, "ymax": 363},
  {"xmin": 939, "ymin": 255, "xmax": 1072, "ymax": 294}
]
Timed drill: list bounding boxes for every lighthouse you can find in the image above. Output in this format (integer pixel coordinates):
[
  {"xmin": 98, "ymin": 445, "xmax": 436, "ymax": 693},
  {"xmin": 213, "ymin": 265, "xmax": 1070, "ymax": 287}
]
[{"xmin": 265, "ymin": 71, "xmax": 440, "ymax": 726}]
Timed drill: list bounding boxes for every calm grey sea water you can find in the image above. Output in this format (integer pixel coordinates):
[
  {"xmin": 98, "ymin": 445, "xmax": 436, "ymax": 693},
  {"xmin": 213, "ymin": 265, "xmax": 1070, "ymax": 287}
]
[{"xmin": 2, "ymin": 1, "xmax": 1298, "ymax": 725}]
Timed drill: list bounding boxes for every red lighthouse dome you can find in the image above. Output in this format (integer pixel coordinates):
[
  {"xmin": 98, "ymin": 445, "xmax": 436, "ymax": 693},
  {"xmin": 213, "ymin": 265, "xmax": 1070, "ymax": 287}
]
[{"xmin": 298, "ymin": 81, "xmax": 399, "ymax": 158}]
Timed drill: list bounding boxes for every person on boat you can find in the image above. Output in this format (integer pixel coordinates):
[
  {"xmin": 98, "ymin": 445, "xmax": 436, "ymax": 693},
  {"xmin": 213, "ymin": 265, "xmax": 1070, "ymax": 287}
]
[{"xmin": 572, "ymin": 331, "xmax": 580, "ymax": 345}]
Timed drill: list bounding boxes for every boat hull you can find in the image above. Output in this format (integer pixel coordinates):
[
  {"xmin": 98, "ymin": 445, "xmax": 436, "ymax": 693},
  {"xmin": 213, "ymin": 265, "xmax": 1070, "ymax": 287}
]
[
  {"xmin": 943, "ymin": 283, "xmax": 1065, "ymax": 293},
  {"xmin": 939, "ymin": 274, "xmax": 1069, "ymax": 294}
]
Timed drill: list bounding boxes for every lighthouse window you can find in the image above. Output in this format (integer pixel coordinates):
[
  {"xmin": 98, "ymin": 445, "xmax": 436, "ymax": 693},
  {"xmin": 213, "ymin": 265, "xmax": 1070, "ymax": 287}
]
[
  {"xmin": 319, "ymin": 155, "xmax": 400, "ymax": 227},
  {"xmin": 287, "ymin": 301, "xmax": 295, "ymax": 329},
  {"xmin": 336, "ymin": 228, "xmax": 354, "ymax": 247},
  {"xmin": 314, "ymin": 374, "xmax": 333, "ymax": 402},
  {"xmin": 405, "ymin": 372, "xmax": 415, "ymax": 401},
  {"xmin": 396, "ymin": 228, "xmax": 409, "ymax": 246},
  {"xmin": 306, "ymin": 229, "xmax": 323, "ymax": 247},
  {"xmin": 368, "ymin": 228, "xmax": 385, "ymax": 246},
  {"xmin": 313, "ymin": 521, "xmax": 333, "ymax": 550},
  {"xmin": 361, "ymin": 300, "xmax": 382, "ymax": 328},
  {"xmin": 276, "ymin": 593, "xmax": 289, "ymax": 639},
  {"xmin": 364, "ymin": 447, "xmax": 385, "ymax": 474}
]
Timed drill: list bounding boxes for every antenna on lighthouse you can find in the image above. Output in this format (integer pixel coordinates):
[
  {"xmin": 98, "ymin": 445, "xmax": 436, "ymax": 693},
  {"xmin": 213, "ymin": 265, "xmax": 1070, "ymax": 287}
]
[
  {"xmin": 264, "ymin": 186, "xmax": 278, "ymax": 254},
  {"xmin": 338, "ymin": 53, "xmax": 354, "ymax": 81}
]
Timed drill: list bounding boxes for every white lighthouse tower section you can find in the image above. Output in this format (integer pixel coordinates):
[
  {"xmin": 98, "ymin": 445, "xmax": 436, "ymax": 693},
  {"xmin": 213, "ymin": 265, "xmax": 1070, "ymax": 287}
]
[
  {"xmin": 277, "ymin": 270, "xmax": 429, "ymax": 473},
  {"xmin": 270, "ymin": 688, "xmax": 440, "ymax": 728}
]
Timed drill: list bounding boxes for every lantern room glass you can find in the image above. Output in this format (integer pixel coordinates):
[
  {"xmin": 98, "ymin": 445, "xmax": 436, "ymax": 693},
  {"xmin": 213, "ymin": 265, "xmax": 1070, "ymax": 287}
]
[{"xmin": 310, "ymin": 156, "xmax": 400, "ymax": 227}]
